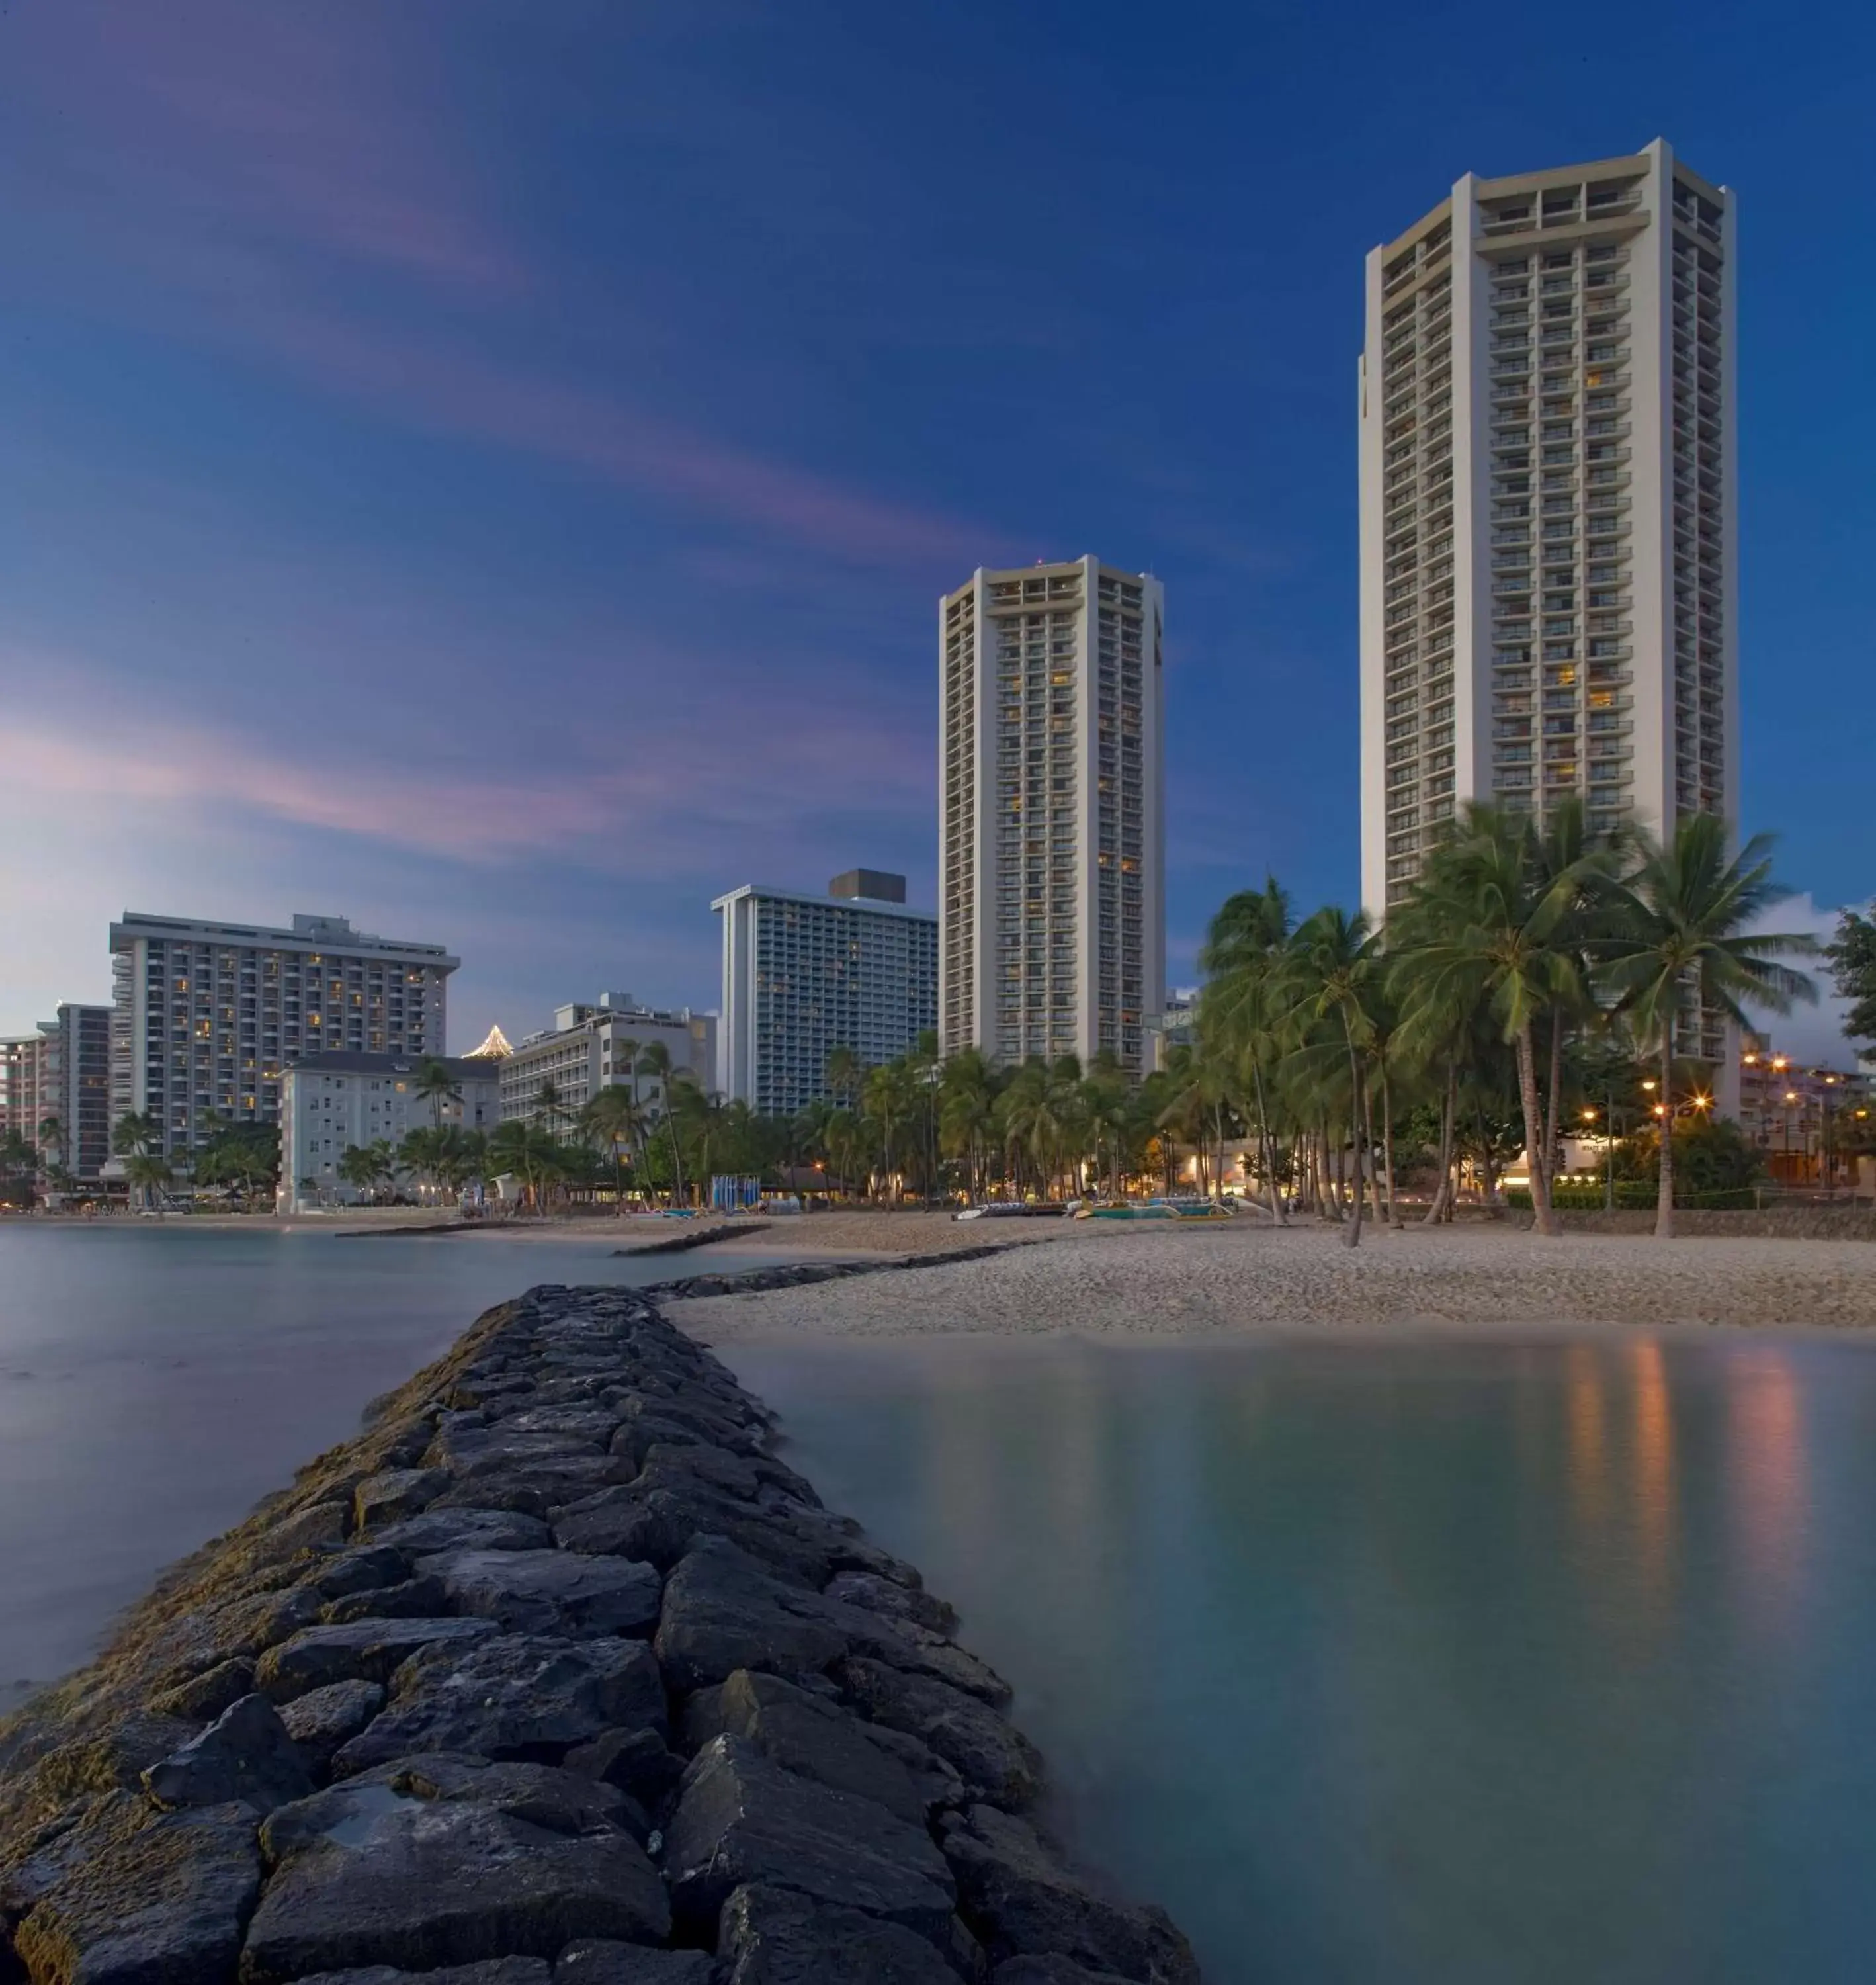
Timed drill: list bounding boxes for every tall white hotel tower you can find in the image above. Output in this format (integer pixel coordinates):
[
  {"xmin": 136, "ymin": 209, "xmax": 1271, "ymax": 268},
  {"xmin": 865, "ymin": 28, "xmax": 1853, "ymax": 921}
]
[
  {"xmin": 940, "ymin": 558, "xmax": 1165, "ymax": 1075},
  {"xmin": 1359, "ymin": 138, "xmax": 1738, "ymax": 987}
]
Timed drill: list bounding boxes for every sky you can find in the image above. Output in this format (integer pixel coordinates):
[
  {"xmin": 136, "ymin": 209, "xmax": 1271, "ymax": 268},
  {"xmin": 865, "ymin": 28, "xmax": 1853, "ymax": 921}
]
[{"xmin": 2, "ymin": 0, "xmax": 1871, "ymax": 1065}]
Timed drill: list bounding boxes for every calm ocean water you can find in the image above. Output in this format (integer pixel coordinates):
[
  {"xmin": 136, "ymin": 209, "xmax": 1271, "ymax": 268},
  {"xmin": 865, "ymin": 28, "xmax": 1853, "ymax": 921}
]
[
  {"xmin": 725, "ymin": 1329, "xmax": 1876, "ymax": 1985},
  {"xmin": 0, "ymin": 1223, "xmax": 785, "ymax": 1700}
]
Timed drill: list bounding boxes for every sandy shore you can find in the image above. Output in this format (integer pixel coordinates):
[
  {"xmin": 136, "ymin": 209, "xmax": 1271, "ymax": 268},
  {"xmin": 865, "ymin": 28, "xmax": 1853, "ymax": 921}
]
[{"xmin": 677, "ymin": 1219, "xmax": 1876, "ymax": 1340}]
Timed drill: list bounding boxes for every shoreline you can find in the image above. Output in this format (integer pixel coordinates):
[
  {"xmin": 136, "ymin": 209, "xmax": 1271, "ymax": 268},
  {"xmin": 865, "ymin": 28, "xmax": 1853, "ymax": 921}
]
[{"xmin": 671, "ymin": 1219, "xmax": 1876, "ymax": 1342}]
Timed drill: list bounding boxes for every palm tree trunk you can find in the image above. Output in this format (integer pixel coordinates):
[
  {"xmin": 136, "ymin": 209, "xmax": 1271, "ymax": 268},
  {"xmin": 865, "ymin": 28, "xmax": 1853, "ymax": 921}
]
[
  {"xmin": 1516, "ymin": 1021, "xmax": 1560, "ymax": 1237},
  {"xmin": 1342, "ymin": 1029, "xmax": 1366, "ymax": 1249},
  {"xmin": 1381, "ymin": 1071, "xmax": 1398, "ymax": 1227},
  {"xmin": 1251, "ymin": 1059, "xmax": 1285, "ymax": 1225},
  {"xmin": 1424, "ymin": 1060, "xmax": 1457, "ymax": 1227},
  {"xmin": 1543, "ymin": 1008, "xmax": 1565, "ymax": 1194},
  {"xmin": 1655, "ymin": 1030, "xmax": 1676, "ymax": 1239}
]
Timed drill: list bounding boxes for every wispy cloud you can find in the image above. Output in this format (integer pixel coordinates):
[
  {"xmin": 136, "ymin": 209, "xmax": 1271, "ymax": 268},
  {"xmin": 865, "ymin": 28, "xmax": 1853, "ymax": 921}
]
[
  {"xmin": 11, "ymin": 0, "xmax": 521, "ymax": 297},
  {"xmin": 4, "ymin": 650, "xmax": 931, "ymax": 873},
  {"xmin": 1746, "ymin": 893, "xmax": 1861, "ymax": 1067}
]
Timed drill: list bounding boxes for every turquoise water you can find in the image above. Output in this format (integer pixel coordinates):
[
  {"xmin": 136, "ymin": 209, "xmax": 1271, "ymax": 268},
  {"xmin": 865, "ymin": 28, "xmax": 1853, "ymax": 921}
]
[
  {"xmin": 0, "ymin": 1223, "xmax": 783, "ymax": 1698},
  {"xmin": 724, "ymin": 1330, "xmax": 1876, "ymax": 1985}
]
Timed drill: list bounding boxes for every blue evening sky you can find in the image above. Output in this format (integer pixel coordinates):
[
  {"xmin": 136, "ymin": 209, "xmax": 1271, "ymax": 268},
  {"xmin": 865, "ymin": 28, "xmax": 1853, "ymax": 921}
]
[{"xmin": 3, "ymin": 1, "xmax": 1869, "ymax": 1055}]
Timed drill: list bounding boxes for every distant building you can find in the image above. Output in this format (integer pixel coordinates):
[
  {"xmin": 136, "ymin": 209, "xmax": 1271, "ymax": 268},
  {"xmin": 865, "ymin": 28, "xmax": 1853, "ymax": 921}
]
[
  {"xmin": 939, "ymin": 557, "xmax": 1166, "ymax": 1075},
  {"xmin": 714, "ymin": 875, "xmax": 938, "ymax": 1116},
  {"xmin": 499, "ymin": 994, "xmax": 715, "ymax": 1128},
  {"xmin": 108, "ymin": 911, "xmax": 458, "ymax": 1157},
  {"xmin": 0, "ymin": 1006, "xmax": 111, "ymax": 1180},
  {"xmin": 1144, "ymin": 987, "xmax": 1199, "ymax": 1073},
  {"xmin": 279, "ymin": 1051, "xmax": 503, "ymax": 1213},
  {"xmin": 0, "ymin": 1030, "xmax": 52, "ymax": 1147},
  {"xmin": 1738, "ymin": 1035, "xmax": 1873, "ymax": 1186}
]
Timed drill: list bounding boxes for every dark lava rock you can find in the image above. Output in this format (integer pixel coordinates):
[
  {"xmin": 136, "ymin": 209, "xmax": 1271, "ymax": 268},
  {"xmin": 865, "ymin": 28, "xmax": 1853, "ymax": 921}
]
[
  {"xmin": 634, "ymin": 1444, "xmax": 820, "ymax": 1510},
  {"xmin": 370, "ymin": 1506, "xmax": 552, "ymax": 1556},
  {"xmin": 824, "ymin": 1571, "xmax": 957, "ymax": 1637},
  {"xmin": 147, "ymin": 1653, "xmax": 258, "ymax": 1723},
  {"xmin": 280, "ymin": 1679, "xmax": 386, "ymax": 1774},
  {"xmin": 416, "ymin": 1548, "xmax": 662, "ymax": 1637},
  {"xmin": 715, "ymin": 1882, "xmax": 960, "ymax": 1984},
  {"xmin": 323, "ymin": 1575, "xmax": 450, "ymax": 1624},
  {"xmin": 8, "ymin": 1791, "xmax": 261, "ymax": 1985},
  {"xmin": 554, "ymin": 1485, "xmax": 830, "ymax": 1589},
  {"xmin": 427, "ymin": 1421, "xmax": 605, "ymax": 1475},
  {"xmin": 939, "ymin": 1807, "xmax": 1199, "ymax": 1985},
  {"xmin": 353, "ymin": 1468, "xmax": 451, "ymax": 1531},
  {"xmin": 491, "ymin": 1406, "xmax": 622, "ymax": 1444},
  {"xmin": 991, "ymin": 1960, "xmax": 1134, "ymax": 1984},
  {"xmin": 243, "ymin": 1773, "xmax": 668, "ymax": 1982},
  {"xmin": 21, "ymin": 1713, "xmax": 200, "ymax": 1808},
  {"xmin": 313, "ymin": 1546, "xmax": 419, "ymax": 1601},
  {"xmin": 432, "ymin": 1454, "xmax": 628, "ymax": 1516},
  {"xmin": 331, "ymin": 1633, "xmax": 667, "ymax": 1775},
  {"xmin": 556, "ymin": 1939, "xmax": 720, "ymax": 1983},
  {"xmin": 835, "ymin": 1659, "xmax": 1041, "ymax": 1809},
  {"xmin": 142, "ymin": 1691, "xmax": 314, "ymax": 1814},
  {"xmin": 561, "ymin": 1726, "xmax": 685, "ymax": 1810},
  {"xmin": 257, "ymin": 1616, "xmax": 498, "ymax": 1701},
  {"xmin": 684, "ymin": 1669, "xmax": 936, "ymax": 1826},
  {"xmin": 266, "ymin": 1755, "xmax": 637, "ymax": 1851},
  {"xmin": 665, "ymin": 1736, "xmax": 955, "ymax": 1939},
  {"xmin": 294, "ymin": 1963, "xmax": 550, "ymax": 1985},
  {"xmin": 270, "ymin": 1499, "xmax": 353, "ymax": 1557},
  {"xmin": 653, "ymin": 1538, "xmax": 851, "ymax": 1691}
]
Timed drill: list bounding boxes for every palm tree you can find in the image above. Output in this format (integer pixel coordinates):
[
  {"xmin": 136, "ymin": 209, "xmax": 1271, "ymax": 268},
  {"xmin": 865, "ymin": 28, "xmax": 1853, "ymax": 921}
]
[
  {"xmin": 825, "ymin": 1045, "xmax": 862, "ymax": 1114},
  {"xmin": 862, "ymin": 1061, "xmax": 917, "ymax": 1204},
  {"xmin": 580, "ymin": 1084, "xmax": 646, "ymax": 1210},
  {"xmin": 486, "ymin": 1119, "xmax": 562, "ymax": 1212},
  {"xmin": 1402, "ymin": 804, "xmax": 1600, "ymax": 1237},
  {"xmin": 36, "ymin": 1114, "xmax": 64, "ymax": 1175},
  {"xmin": 1598, "ymin": 815, "xmax": 1816, "ymax": 1237},
  {"xmin": 1281, "ymin": 906, "xmax": 1382, "ymax": 1247},
  {"xmin": 939, "ymin": 1049, "xmax": 998, "ymax": 1202},
  {"xmin": 112, "ymin": 1109, "xmax": 160, "ymax": 1159},
  {"xmin": 1200, "ymin": 877, "xmax": 1293, "ymax": 1223},
  {"xmin": 533, "ymin": 1078, "xmax": 569, "ymax": 1137},
  {"xmin": 413, "ymin": 1057, "xmax": 463, "ymax": 1129},
  {"xmin": 337, "ymin": 1139, "xmax": 398, "ymax": 1202},
  {"xmin": 633, "ymin": 1043, "xmax": 686, "ymax": 1206},
  {"xmin": 123, "ymin": 1151, "xmax": 173, "ymax": 1213}
]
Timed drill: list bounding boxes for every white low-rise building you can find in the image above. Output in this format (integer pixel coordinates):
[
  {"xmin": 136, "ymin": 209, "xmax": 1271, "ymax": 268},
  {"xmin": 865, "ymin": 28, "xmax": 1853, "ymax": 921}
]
[
  {"xmin": 498, "ymin": 994, "xmax": 715, "ymax": 1127},
  {"xmin": 279, "ymin": 1051, "xmax": 502, "ymax": 1212}
]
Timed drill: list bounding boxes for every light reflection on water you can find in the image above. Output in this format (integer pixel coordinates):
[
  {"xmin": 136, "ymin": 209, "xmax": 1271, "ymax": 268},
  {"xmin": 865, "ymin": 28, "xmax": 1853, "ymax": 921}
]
[
  {"xmin": 724, "ymin": 1329, "xmax": 1876, "ymax": 1985},
  {"xmin": 0, "ymin": 1223, "xmax": 798, "ymax": 1700}
]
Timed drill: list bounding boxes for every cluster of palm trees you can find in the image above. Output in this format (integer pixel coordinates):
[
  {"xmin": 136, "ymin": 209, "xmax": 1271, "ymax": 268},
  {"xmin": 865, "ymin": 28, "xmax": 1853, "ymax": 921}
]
[{"xmin": 1193, "ymin": 803, "xmax": 1815, "ymax": 1242}]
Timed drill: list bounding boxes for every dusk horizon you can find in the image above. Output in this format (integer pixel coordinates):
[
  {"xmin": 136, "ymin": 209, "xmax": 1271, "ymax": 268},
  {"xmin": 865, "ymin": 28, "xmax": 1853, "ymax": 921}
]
[{"xmin": 5, "ymin": 2, "xmax": 1871, "ymax": 1067}]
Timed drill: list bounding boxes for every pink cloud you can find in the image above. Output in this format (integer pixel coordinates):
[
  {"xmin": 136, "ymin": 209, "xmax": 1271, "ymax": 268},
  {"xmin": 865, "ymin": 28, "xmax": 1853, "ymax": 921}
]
[{"xmin": 5, "ymin": 655, "xmax": 931, "ymax": 871}]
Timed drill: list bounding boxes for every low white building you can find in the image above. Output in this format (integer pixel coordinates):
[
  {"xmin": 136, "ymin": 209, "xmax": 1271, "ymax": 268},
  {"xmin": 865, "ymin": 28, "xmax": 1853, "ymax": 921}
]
[
  {"xmin": 279, "ymin": 1051, "xmax": 503, "ymax": 1213},
  {"xmin": 499, "ymin": 994, "xmax": 715, "ymax": 1127}
]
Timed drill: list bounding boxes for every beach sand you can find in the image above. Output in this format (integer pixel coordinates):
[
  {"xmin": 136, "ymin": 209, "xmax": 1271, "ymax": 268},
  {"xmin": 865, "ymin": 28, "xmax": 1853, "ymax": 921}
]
[{"xmin": 677, "ymin": 1217, "xmax": 1876, "ymax": 1341}]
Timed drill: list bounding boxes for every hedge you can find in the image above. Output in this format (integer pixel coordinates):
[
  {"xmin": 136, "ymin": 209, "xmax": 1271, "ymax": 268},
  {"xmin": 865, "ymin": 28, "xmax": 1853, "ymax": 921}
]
[{"xmin": 1503, "ymin": 1184, "xmax": 1759, "ymax": 1212}]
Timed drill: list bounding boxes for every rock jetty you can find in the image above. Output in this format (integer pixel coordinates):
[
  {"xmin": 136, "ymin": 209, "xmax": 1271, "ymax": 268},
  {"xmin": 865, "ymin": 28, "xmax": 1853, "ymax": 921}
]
[{"xmin": 0, "ymin": 1285, "xmax": 1200, "ymax": 1985}]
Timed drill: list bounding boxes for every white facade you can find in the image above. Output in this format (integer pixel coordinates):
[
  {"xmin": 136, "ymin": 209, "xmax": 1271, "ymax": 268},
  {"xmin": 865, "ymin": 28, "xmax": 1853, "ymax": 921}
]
[
  {"xmin": 280, "ymin": 1051, "xmax": 503, "ymax": 1213},
  {"xmin": 110, "ymin": 911, "xmax": 457, "ymax": 1157},
  {"xmin": 1360, "ymin": 138, "xmax": 1737, "ymax": 966},
  {"xmin": 940, "ymin": 557, "xmax": 1165, "ymax": 1074},
  {"xmin": 714, "ymin": 883, "xmax": 937, "ymax": 1115},
  {"xmin": 499, "ymin": 995, "xmax": 714, "ymax": 1127}
]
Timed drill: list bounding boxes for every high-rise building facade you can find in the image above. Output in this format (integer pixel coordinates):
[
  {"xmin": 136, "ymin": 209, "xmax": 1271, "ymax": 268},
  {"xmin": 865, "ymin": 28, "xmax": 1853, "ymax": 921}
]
[
  {"xmin": 939, "ymin": 557, "xmax": 1165, "ymax": 1074},
  {"xmin": 109, "ymin": 911, "xmax": 457, "ymax": 1157},
  {"xmin": 0, "ymin": 1030, "xmax": 51, "ymax": 1147},
  {"xmin": 1359, "ymin": 138, "xmax": 1737, "ymax": 954},
  {"xmin": 714, "ymin": 875, "xmax": 937, "ymax": 1116}
]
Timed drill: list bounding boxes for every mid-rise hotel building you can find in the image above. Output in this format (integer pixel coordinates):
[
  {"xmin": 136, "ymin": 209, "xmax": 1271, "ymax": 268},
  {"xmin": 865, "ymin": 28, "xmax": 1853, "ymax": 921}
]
[
  {"xmin": 939, "ymin": 558, "xmax": 1165, "ymax": 1074},
  {"xmin": 499, "ymin": 994, "xmax": 716, "ymax": 1127},
  {"xmin": 109, "ymin": 911, "xmax": 457, "ymax": 1155},
  {"xmin": 1359, "ymin": 137, "xmax": 1737, "ymax": 980},
  {"xmin": 714, "ymin": 873, "xmax": 937, "ymax": 1116}
]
